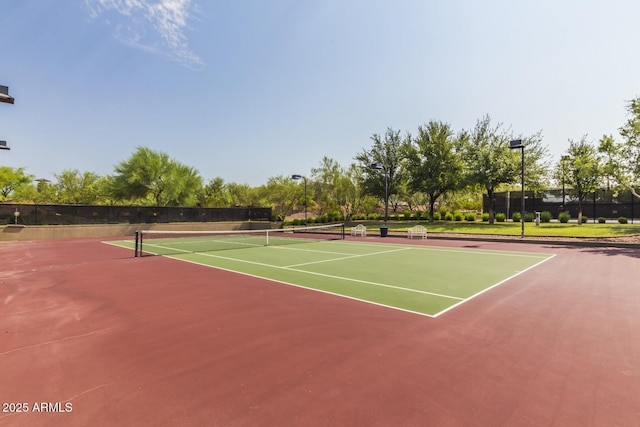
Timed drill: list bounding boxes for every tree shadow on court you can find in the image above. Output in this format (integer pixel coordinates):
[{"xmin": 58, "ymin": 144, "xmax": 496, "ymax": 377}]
[{"xmin": 541, "ymin": 244, "xmax": 640, "ymax": 259}]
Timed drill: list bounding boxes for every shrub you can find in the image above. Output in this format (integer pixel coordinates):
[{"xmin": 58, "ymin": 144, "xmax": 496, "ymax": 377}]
[
  {"xmin": 433, "ymin": 212, "xmax": 441, "ymax": 221},
  {"xmin": 454, "ymin": 211, "xmax": 463, "ymax": 221},
  {"xmin": 598, "ymin": 217, "xmax": 606, "ymax": 224},
  {"xmin": 619, "ymin": 216, "xmax": 628, "ymax": 224},
  {"xmin": 465, "ymin": 213, "xmax": 476, "ymax": 222},
  {"xmin": 414, "ymin": 211, "xmax": 422, "ymax": 221},
  {"xmin": 308, "ymin": 217, "xmax": 317, "ymax": 223},
  {"xmin": 367, "ymin": 213, "xmax": 378, "ymax": 220},
  {"xmin": 403, "ymin": 210, "xmax": 412, "ymax": 220},
  {"xmin": 445, "ymin": 212, "xmax": 454, "ymax": 221},
  {"xmin": 292, "ymin": 218, "xmax": 301, "ymax": 226},
  {"xmin": 328, "ymin": 210, "xmax": 342, "ymax": 222},
  {"xmin": 482, "ymin": 213, "xmax": 489, "ymax": 222},
  {"xmin": 524, "ymin": 212, "xmax": 535, "ymax": 222},
  {"xmin": 540, "ymin": 211, "xmax": 552, "ymax": 223},
  {"xmin": 581, "ymin": 216, "xmax": 588, "ymax": 223},
  {"xmin": 439, "ymin": 209, "xmax": 448, "ymax": 219},
  {"xmin": 495, "ymin": 213, "xmax": 506, "ymax": 222},
  {"xmin": 512, "ymin": 211, "xmax": 521, "ymax": 222},
  {"xmin": 558, "ymin": 212, "xmax": 571, "ymax": 223}
]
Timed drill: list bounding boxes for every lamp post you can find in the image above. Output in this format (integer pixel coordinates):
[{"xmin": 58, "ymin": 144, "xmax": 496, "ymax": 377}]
[
  {"xmin": 370, "ymin": 162, "xmax": 388, "ymax": 226},
  {"xmin": 291, "ymin": 174, "xmax": 307, "ymax": 225},
  {"xmin": 509, "ymin": 139, "xmax": 525, "ymax": 238},
  {"xmin": 1, "ymin": 85, "xmax": 13, "ymax": 151}
]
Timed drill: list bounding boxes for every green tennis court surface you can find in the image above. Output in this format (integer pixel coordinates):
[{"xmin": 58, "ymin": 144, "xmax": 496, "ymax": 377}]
[{"xmin": 109, "ymin": 237, "xmax": 554, "ymax": 317}]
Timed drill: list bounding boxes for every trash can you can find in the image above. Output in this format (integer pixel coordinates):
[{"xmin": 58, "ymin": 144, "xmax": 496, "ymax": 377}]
[{"xmin": 380, "ymin": 226, "xmax": 388, "ymax": 237}]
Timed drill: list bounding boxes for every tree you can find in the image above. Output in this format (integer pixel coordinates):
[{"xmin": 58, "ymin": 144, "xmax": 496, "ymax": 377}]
[
  {"xmin": 563, "ymin": 136, "xmax": 602, "ymax": 224},
  {"xmin": 54, "ymin": 169, "xmax": 104, "ymax": 204},
  {"xmin": 311, "ymin": 156, "xmax": 341, "ymax": 215},
  {"xmin": 618, "ymin": 96, "xmax": 640, "ymax": 198},
  {"xmin": 461, "ymin": 116, "xmax": 519, "ymax": 224},
  {"xmin": 333, "ymin": 163, "xmax": 365, "ymax": 221},
  {"xmin": 0, "ymin": 166, "xmax": 33, "ymax": 200},
  {"xmin": 597, "ymin": 134, "xmax": 621, "ymax": 191},
  {"xmin": 404, "ymin": 120, "xmax": 465, "ymax": 222},
  {"xmin": 355, "ymin": 127, "xmax": 407, "ymax": 222},
  {"xmin": 227, "ymin": 182, "xmax": 261, "ymax": 207},
  {"xmin": 201, "ymin": 177, "xmax": 232, "ymax": 207},
  {"xmin": 111, "ymin": 147, "xmax": 203, "ymax": 206},
  {"xmin": 462, "ymin": 116, "xmax": 550, "ymax": 223},
  {"xmin": 264, "ymin": 175, "xmax": 298, "ymax": 220},
  {"xmin": 520, "ymin": 130, "xmax": 551, "ymax": 194}
]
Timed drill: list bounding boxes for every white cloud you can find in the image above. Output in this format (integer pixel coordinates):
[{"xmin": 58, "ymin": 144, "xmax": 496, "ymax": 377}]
[{"xmin": 84, "ymin": 0, "xmax": 203, "ymax": 69}]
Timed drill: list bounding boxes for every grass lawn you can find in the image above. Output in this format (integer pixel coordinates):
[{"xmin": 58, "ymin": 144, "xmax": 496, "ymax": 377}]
[{"xmin": 362, "ymin": 221, "xmax": 640, "ymax": 238}]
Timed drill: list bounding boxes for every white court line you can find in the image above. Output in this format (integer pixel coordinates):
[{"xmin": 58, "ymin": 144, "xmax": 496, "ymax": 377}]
[
  {"xmin": 433, "ymin": 253, "xmax": 557, "ymax": 317},
  {"xmin": 342, "ymin": 240, "xmax": 552, "ymax": 259},
  {"xmin": 285, "ymin": 247, "xmax": 410, "ymax": 268},
  {"xmin": 186, "ymin": 249, "xmax": 463, "ymax": 301},
  {"xmin": 126, "ymin": 239, "xmax": 556, "ymax": 317},
  {"xmin": 162, "ymin": 254, "xmax": 439, "ymax": 318}
]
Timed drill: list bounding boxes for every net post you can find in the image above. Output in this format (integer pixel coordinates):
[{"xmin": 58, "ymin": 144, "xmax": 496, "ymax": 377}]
[
  {"xmin": 138, "ymin": 231, "xmax": 144, "ymax": 257},
  {"xmin": 134, "ymin": 231, "xmax": 139, "ymax": 258},
  {"xmin": 341, "ymin": 223, "xmax": 345, "ymax": 240}
]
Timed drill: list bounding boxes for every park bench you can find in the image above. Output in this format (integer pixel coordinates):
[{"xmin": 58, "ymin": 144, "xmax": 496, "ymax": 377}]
[
  {"xmin": 408, "ymin": 225, "xmax": 427, "ymax": 239},
  {"xmin": 351, "ymin": 224, "xmax": 367, "ymax": 237}
]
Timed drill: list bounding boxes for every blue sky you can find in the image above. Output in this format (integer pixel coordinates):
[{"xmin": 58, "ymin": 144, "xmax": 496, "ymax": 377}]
[{"xmin": 1, "ymin": 0, "xmax": 638, "ymax": 186}]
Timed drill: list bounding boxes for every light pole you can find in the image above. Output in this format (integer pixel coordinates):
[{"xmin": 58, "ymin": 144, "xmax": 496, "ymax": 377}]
[
  {"xmin": 1, "ymin": 85, "xmax": 13, "ymax": 151},
  {"xmin": 370, "ymin": 162, "xmax": 388, "ymax": 226},
  {"xmin": 291, "ymin": 174, "xmax": 307, "ymax": 225},
  {"xmin": 509, "ymin": 139, "xmax": 525, "ymax": 238}
]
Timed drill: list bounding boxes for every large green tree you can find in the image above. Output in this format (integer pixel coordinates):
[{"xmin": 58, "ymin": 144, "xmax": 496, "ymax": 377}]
[
  {"xmin": 461, "ymin": 116, "xmax": 519, "ymax": 224},
  {"xmin": 462, "ymin": 116, "xmax": 550, "ymax": 223},
  {"xmin": 263, "ymin": 175, "xmax": 298, "ymax": 220},
  {"xmin": 311, "ymin": 156, "xmax": 341, "ymax": 215},
  {"xmin": 54, "ymin": 169, "xmax": 106, "ymax": 204},
  {"xmin": 0, "ymin": 166, "xmax": 33, "ymax": 200},
  {"xmin": 111, "ymin": 147, "xmax": 203, "ymax": 206},
  {"xmin": 201, "ymin": 177, "xmax": 232, "ymax": 207},
  {"xmin": 355, "ymin": 127, "xmax": 407, "ymax": 222},
  {"xmin": 334, "ymin": 163, "xmax": 366, "ymax": 221},
  {"xmin": 618, "ymin": 96, "xmax": 640, "ymax": 198},
  {"xmin": 404, "ymin": 120, "xmax": 465, "ymax": 222},
  {"xmin": 563, "ymin": 136, "xmax": 602, "ymax": 224}
]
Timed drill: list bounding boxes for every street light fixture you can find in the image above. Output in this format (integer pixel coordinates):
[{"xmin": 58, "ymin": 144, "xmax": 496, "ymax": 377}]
[
  {"xmin": 1, "ymin": 85, "xmax": 14, "ymax": 151},
  {"xmin": 509, "ymin": 139, "xmax": 525, "ymax": 238},
  {"xmin": 291, "ymin": 174, "xmax": 307, "ymax": 225},
  {"xmin": 0, "ymin": 85, "xmax": 14, "ymax": 104},
  {"xmin": 370, "ymin": 162, "xmax": 389, "ymax": 226}
]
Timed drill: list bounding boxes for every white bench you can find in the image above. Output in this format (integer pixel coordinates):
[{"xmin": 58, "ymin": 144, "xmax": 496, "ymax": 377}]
[
  {"xmin": 351, "ymin": 224, "xmax": 367, "ymax": 237},
  {"xmin": 408, "ymin": 225, "xmax": 427, "ymax": 239}
]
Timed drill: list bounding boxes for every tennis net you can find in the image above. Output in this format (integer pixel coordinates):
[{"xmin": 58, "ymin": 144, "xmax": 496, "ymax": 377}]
[{"xmin": 134, "ymin": 223, "xmax": 345, "ymax": 257}]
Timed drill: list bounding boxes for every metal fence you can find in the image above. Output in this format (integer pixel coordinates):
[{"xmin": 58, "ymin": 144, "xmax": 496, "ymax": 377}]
[
  {"xmin": 1, "ymin": 204, "xmax": 272, "ymax": 225},
  {"xmin": 483, "ymin": 189, "xmax": 638, "ymax": 222}
]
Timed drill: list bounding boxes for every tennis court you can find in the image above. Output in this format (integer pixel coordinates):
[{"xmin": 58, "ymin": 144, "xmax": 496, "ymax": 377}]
[
  {"xmin": 109, "ymin": 225, "xmax": 554, "ymax": 317},
  {"xmin": 2, "ymin": 234, "xmax": 640, "ymax": 426}
]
